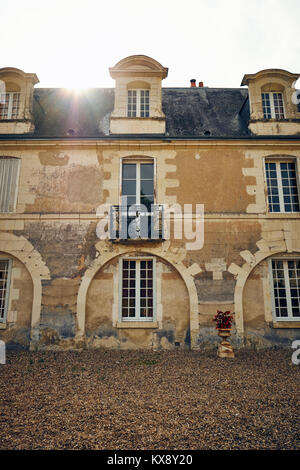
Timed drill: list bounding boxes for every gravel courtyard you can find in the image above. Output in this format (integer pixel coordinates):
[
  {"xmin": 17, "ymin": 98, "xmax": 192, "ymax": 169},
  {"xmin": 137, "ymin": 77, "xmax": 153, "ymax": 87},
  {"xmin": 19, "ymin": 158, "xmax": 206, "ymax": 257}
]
[{"xmin": 0, "ymin": 348, "xmax": 299, "ymax": 450}]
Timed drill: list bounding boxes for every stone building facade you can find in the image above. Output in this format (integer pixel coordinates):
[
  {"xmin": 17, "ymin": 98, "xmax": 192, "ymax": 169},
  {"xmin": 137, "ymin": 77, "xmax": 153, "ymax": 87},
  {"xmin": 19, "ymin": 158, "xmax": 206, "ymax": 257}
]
[{"xmin": 0, "ymin": 55, "xmax": 299, "ymax": 351}]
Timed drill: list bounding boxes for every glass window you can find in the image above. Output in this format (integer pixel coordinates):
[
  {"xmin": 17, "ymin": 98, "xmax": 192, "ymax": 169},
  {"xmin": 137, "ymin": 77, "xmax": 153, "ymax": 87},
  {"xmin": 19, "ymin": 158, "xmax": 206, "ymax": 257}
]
[
  {"xmin": 271, "ymin": 259, "xmax": 300, "ymax": 320},
  {"xmin": 0, "ymin": 92, "xmax": 20, "ymax": 119},
  {"xmin": 0, "ymin": 157, "xmax": 20, "ymax": 212},
  {"xmin": 121, "ymin": 259, "xmax": 154, "ymax": 321},
  {"xmin": 127, "ymin": 90, "xmax": 149, "ymax": 117},
  {"xmin": 262, "ymin": 92, "xmax": 285, "ymax": 119},
  {"xmin": 265, "ymin": 161, "xmax": 299, "ymax": 213}
]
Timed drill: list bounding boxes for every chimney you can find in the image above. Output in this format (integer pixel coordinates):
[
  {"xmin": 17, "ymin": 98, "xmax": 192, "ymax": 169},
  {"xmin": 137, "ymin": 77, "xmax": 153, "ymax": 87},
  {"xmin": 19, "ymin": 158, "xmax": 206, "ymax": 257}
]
[
  {"xmin": 190, "ymin": 79, "xmax": 196, "ymax": 87},
  {"xmin": 199, "ymin": 81, "xmax": 204, "ymax": 87}
]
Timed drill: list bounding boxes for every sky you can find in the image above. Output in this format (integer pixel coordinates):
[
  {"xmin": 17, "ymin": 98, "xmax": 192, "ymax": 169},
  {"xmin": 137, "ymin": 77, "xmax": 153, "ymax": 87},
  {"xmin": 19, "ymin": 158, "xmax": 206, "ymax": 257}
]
[{"xmin": 0, "ymin": 0, "xmax": 299, "ymax": 89}]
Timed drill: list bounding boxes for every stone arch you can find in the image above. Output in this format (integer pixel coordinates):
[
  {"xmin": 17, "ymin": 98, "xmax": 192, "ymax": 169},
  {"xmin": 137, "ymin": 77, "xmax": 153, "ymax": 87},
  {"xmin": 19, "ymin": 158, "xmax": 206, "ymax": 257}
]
[
  {"xmin": 228, "ymin": 235, "xmax": 300, "ymax": 338},
  {"xmin": 77, "ymin": 241, "xmax": 201, "ymax": 349},
  {"xmin": 0, "ymin": 232, "xmax": 50, "ymax": 347}
]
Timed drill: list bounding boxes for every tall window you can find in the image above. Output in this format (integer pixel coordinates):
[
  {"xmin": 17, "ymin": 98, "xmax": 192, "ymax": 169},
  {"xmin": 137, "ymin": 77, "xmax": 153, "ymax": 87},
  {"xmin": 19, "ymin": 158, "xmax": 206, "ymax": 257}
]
[
  {"xmin": 0, "ymin": 157, "xmax": 20, "ymax": 212},
  {"xmin": 0, "ymin": 92, "xmax": 20, "ymax": 119},
  {"xmin": 122, "ymin": 161, "xmax": 154, "ymax": 210},
  {"xmin": 120, "ymin": 161, "xmax": 154, "ymax": 238},
  {"xmin": 121, "ymin": 258, "xmax": 155, "ymax": 321},
  {"xmin": 270, "ymin": 259, "xmax": 300, "ymax": 321},
  {"xmin": 127, "ymin": 89, "xmax": 150, "ymax": 117},
  {"xmin": 265, "ymin": 161, "xmax": 300, "ymax": 213},
  {"xmin": 0, "ymin": 260, "xmax": 12, "ymax": 323},
  {"xmin": 261, "ymin": 92, "xmax": 285, "ymax": 119}
]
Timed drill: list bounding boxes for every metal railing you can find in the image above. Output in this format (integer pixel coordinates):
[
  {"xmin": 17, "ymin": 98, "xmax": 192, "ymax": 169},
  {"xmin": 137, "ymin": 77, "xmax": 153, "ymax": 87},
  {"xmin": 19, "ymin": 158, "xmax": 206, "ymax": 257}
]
[{"xmin": 110, "ymin": 204, "xmax": 164, "ymax": 240}]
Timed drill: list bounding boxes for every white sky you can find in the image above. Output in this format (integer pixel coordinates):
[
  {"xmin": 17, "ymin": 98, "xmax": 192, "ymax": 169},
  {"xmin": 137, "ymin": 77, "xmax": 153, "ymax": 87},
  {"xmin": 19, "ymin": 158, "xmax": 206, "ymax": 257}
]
[{"xmin": 1, "ymin": 0, "xmax": 299, "ymax": 89}]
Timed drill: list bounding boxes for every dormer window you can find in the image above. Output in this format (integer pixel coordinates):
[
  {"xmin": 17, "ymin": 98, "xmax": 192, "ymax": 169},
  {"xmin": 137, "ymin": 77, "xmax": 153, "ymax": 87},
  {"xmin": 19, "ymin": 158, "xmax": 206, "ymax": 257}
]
[
  {"xmin": 128, "ymin": 89, "xmax": 150, "ymax": 117},
  {"xmin": 0, "ymin": 92, "xmax": 20, "ymax": 120},
  {"xmin": 0, "ymin": 67, "xmax": 39, "ymax": 134},
  {"xmin": 261, "ymin": 92, "xmax": 285, "ymax": 119},
  {"xmin": 109, "ymin": 55, "xmax": 168, "ymax": 134}
]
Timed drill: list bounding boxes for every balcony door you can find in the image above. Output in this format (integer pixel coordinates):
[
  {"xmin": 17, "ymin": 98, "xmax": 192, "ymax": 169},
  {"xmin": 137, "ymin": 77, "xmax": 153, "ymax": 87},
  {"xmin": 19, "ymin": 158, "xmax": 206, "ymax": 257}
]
[{"xmin": 121, "ymin": 161, "xmax": 154, "ymax": 238}]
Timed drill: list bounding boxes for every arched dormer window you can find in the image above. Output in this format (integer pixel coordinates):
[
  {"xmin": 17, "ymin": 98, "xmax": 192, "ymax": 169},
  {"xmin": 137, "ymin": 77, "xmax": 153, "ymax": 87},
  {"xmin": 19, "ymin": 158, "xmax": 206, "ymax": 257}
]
[
  {"xmin": 241, "ymin": 69, "xmax": 300, "ymax": 135},
  {"xmin": 0, "ymin": 67, "xmax": 39, "ymax": 134},
  {"xmin": 109, "ymin": 55, "xmax": 168, "ymax": 134}
]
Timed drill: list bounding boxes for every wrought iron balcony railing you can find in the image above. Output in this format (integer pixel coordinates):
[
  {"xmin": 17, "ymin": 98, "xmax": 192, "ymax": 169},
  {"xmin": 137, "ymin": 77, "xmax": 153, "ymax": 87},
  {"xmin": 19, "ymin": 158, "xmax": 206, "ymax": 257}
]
[{"xmin": 110, "ymin": 204, "xmax": 164, "ymax": 241}]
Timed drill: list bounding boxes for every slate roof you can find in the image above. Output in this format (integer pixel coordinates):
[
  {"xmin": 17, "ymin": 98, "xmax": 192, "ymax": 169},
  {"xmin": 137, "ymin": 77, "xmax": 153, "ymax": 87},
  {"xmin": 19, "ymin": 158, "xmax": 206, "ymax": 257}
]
[
  {"xmin": 30, "ymin": 86, "xmax": 250, "ymax": 139},
  {"xmin": 0, "ymin": 86, "xmax": 299, "ymax": 140},
  {"xmin": 162, "ymin": 87, "xmax": 250, "ymax": 137}
]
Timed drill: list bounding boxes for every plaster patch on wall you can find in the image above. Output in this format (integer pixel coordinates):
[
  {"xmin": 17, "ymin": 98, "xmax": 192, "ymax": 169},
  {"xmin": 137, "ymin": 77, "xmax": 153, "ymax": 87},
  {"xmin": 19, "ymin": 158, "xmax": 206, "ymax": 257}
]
[
  {"xmin": 205, "ymin": 258, "xmax": 226, "ymax": 280},
  {"xmin": 242, "ymin": 152, "xmax": 267, "ymax": 213}
]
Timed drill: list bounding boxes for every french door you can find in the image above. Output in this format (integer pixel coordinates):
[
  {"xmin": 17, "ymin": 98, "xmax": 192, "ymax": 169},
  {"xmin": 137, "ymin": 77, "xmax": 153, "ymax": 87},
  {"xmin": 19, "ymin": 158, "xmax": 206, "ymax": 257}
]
[
  {"xmin": 120, "ymin": 258, "xmax": 155, "ymax": 321},
  {"xmin": 121, "ymin": 162, "xmax": 154, "ymax": 238}
]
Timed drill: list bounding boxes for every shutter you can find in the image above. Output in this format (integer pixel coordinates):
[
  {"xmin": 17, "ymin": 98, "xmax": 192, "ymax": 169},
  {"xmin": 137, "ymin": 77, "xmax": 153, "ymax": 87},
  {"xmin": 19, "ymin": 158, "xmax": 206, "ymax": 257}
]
[{"xmin": 0, "ymin": 157, "xmax": 20, "ymax": 212}]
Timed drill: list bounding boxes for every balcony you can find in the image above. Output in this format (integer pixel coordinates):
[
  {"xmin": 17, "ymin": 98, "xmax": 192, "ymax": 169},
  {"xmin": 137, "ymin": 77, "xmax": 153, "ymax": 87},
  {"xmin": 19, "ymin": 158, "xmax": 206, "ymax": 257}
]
[{"xmin": 110, "ymin": 204, "xmax": 164, "ymax": 241}]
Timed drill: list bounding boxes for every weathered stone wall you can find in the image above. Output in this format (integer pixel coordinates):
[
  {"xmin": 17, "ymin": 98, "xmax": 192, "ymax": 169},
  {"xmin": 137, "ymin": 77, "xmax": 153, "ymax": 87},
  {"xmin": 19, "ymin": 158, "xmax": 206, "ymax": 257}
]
[
  {"xmin": 85, "ymin": 257, "xmax": 190, "ymax": 350},
  {"xmin": 243, "ymin": 257, "xmax": 300, "ymax": 350},
  {"xmin": 0, "ymin": 142, "xmax": 299, "ymax": 350}
]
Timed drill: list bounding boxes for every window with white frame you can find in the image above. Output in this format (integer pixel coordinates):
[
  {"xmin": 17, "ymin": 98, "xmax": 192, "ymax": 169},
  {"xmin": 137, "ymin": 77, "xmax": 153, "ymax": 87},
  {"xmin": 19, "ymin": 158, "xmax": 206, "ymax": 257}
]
[
  {"xmin": 0, "ymin": 92, "xmax": 20, "ymax": 119},
  {"xmin": 127, "ymin": 89, "xmax": 150, "ymax": 117},
  {"xmin": 265, "ymin": 160, "xmax": 300, "ymax": 213},
  {"xmin": 0, "ymin": 157, "xmax": 20, "ymax": 212},
  {"xmin": 0, "ymin": 259, "xmax": 12, "ymax": 323},
  {"xmin": 270, "ymin": 259, "xmax": 300, "ymax": 321},
  {"xmin": 261, "ymin": 92, "xmax": 285, "ymax": 119},
  {"xmin": 120, "ymin": 160, "xmax": 155, "ymax": 238},
  {"xmin": 120, "ymin": 258, "xmax": 155, "ymax": 321}
]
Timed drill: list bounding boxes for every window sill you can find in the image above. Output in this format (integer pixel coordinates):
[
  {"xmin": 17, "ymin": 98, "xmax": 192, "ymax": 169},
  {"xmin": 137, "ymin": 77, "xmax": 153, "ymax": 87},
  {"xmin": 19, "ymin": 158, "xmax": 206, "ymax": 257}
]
[
  {"xmin": 0, "ymin": 323, "xmax": 7, "ymax": 330},
  {"xmin": 250, "ymin": 118, "xmax": 300, "ymax": 123},
  {"xmin": 116, "ymin": 321, "xmax": 158, "ymax": 329},
  {"xmin": 271, "ymin": 321, "xmax": 300, "ymax": 329},
  {"xmin": 265, "ymin": 213, "xmax": 300, "ymax": 218},
  {"xmin": 110, "ymin": 116, "xmax": 165, "ymax": 121}
]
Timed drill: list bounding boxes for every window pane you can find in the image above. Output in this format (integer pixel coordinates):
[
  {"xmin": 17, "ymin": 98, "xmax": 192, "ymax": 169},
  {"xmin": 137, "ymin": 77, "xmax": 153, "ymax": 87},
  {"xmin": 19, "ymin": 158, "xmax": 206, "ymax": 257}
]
[
  {"xmin": 141, "ymin": 164, "xmax": 154, "ymax": 179},
  {"xmin": 280, "ymin": 162, "xmax": 300, "ymax": 212},
  {"xmin": 122, "ymin": 180, "xmax": 136, "ymax": 196},
  {"xmin": 140, "ymin": 90, "xmax": 149, "ymax": 117},
  {"xmin": 123, "ymin": 164, "xmax": 136, "ymax": 179},
  {"xmin": 262, "ymin": 93, "xmax": 271, "ymax": 118},
  {"xmin": 140, "ymin": 180, "xmax": 154, "ymax": 196},
  {"xmin": 127, "ymin": 90, "xmax": 137, "ymax": 117},
  {"xmin": 273, "ymin": 93, "xmax": 285, "ymax": 119}
]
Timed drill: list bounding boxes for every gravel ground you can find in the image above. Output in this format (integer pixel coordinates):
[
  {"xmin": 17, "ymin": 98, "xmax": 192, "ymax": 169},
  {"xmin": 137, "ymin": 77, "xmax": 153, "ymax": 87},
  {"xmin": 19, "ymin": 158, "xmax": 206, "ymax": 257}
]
[{"xmin": 0, "ymin": 348, "xmax": 299, "ymax": 450}]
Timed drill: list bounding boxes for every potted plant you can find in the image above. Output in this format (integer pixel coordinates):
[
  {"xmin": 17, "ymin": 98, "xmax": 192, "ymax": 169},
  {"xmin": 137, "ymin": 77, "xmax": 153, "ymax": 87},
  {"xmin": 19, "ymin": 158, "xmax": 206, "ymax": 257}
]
[
  {"xmin": 213, "ymin": 310, "xmax": 235, "ymax": 358},
  {"xmin": 213, "ymin": 310, "xmax": 234, "ymax": 335}
]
